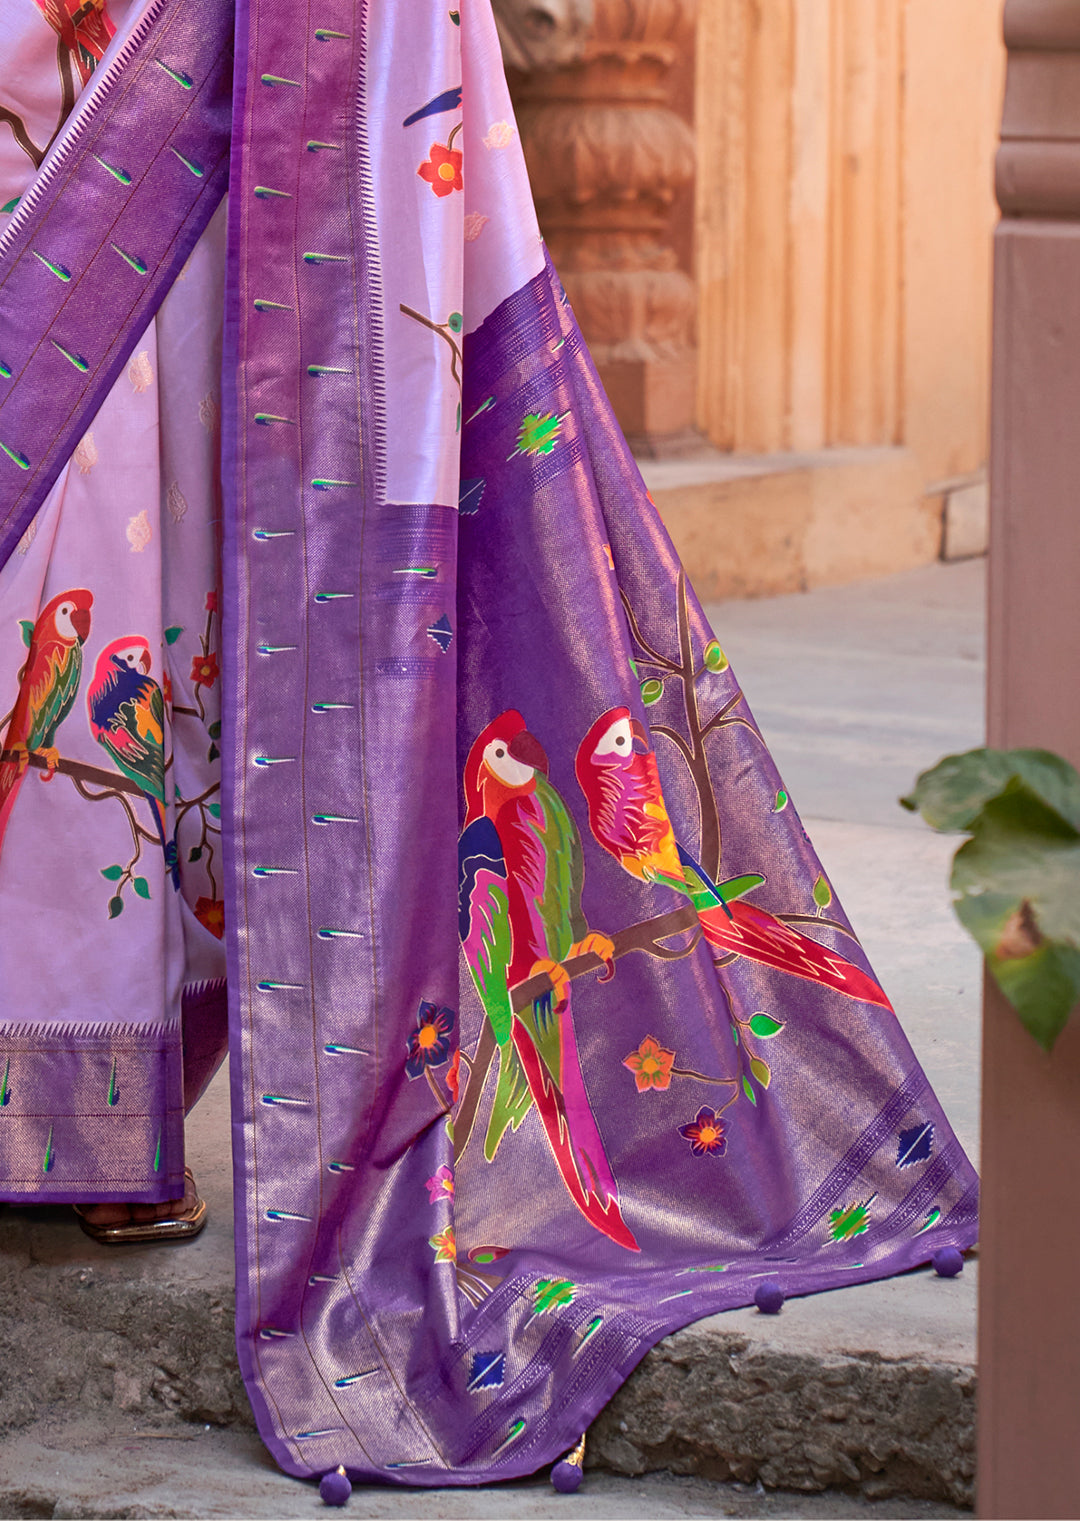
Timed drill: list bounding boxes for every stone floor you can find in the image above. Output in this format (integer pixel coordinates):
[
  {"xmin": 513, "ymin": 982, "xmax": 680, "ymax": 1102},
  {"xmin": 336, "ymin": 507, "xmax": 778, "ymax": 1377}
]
[{"xmin": 0, "ymin": 559, "xmax": 987, "ymax": 1520}]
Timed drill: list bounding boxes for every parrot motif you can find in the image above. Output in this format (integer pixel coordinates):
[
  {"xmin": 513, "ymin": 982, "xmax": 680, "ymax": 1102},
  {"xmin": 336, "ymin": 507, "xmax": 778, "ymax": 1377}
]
[
  {"xmin": 459, "ymin": 710, "xmax": 639, "ymax": 1251},
  {"xmin": 32, "ymin": 1, "xmax": 116, "ymax": 88},
  {"xmin": 86, "ymin": 636, "xmax": 176, "ymax": 884},
  {"xmin": 0, "ymin": 588, "xmax": 93, "ymax": 856},
  {"xmin": 574, "ymin": 707, "xmax": 891, "ymax": 1010}
]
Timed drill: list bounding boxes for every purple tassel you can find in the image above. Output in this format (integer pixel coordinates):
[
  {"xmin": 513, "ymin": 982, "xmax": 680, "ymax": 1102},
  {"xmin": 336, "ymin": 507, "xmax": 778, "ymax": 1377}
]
[
  {"xmin": 932, "ymin": 1246, "xmax": 964, "ymax": 1278},
  {"xmin": 320, "ymin": 1466, "xmax": 352, "ymax": 1506},
  {"xmin": 754, "ymin": 1280, "xmax": 785, "ymax": 1314},
  {"xmin": 551, "ymin": 1433, "xmax": 586, "ymax": 1492}
]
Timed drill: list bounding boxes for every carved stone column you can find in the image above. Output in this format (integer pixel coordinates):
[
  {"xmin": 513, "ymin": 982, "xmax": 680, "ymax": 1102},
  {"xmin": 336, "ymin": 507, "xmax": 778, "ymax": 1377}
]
[{"xmin": 496, "ymin": 0, "xmax": 697, "ymax": 453}]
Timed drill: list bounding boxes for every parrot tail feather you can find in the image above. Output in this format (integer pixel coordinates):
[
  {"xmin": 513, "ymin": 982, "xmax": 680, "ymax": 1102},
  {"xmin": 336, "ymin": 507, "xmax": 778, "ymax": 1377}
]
[{"xmin": 511, "ymin": 1014, "xmax": 640, "ymax": 1252}]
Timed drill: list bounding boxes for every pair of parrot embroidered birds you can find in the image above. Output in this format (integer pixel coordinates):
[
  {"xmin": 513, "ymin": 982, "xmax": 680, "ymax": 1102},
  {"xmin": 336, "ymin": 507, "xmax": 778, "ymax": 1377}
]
[
  {"xmin": 458, "ymin": 708, "xmax": 892, "ymax": 1254},
  {"xmin": 0, "ymin": 587, "xmax": 171, "ymax": 869}
]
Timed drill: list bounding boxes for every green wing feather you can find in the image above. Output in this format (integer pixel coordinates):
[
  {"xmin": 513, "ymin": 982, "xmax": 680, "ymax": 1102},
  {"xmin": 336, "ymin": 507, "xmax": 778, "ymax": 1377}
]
[
  {"xmin": 27, "ymin": 642, "xmax": 82, "ymax": 751},
  {"xmin": 99, "ymin": 683, "xmax": 165, "ymax": 803}
]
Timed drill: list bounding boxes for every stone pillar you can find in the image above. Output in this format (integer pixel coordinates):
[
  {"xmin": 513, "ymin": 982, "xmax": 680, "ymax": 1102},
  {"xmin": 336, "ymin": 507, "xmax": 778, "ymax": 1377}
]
[
  {"xmin": 496, "ymin": 0, "xmax": 698, "ymax": 453},
  {"xmin": 979, "ymin": 4, "xmax": 1080, "ymax": 1517}
]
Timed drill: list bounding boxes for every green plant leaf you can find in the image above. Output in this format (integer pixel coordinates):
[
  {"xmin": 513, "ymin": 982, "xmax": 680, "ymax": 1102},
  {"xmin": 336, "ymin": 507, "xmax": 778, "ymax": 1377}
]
[
  {"xmin": 812, "ymin": 873, "xmax": 832, "ymax": 909},
  {"xmin": 748, "ymin": 1013, "xmax": 784, "ymax": 1039},
  {"xmin": 640, "ymin": 679, "xmax": 664, "ymax": 706},
  {"xmin": 741, "ymin": 1075, "xmax": 756, "ymax": 1106},
  {"xmin": 749, "ymin": 1056, "xmax": 771, "ymax": 1088},
  {"xmin": 100, "ymin": 864, "xmax": 123, "ymax": 881},
  {"xmin": 133, "ymin": 877, "xmax": 151, "ymax": 900},
  {"xmin": 107, "ymin": 895, "xmax": 124, "ymax": 919},
  {"xmin": 902, "ymin": 747, "xmax": 1080, "ymax": 835},
  {"xmin": 164, "ymin": 625, "xmax": 184, "ymax": 645},
  {"xmin": 948, "ymin": 780, "xmax": 1080, "ymax": 1049}
]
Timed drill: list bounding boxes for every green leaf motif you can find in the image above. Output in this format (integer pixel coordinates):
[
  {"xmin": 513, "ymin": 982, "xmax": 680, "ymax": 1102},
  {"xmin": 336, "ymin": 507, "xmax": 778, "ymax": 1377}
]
[
  {"xmin": 730, "ymin": 1023, "xmax": 739, "ymax": 1046},
  {"xmin": 703, "ymin": 641, "xmax": 728, "ymax": 673},
  {"xmin": 133, "ymin": 877, "xmax": 151, "ymax": 900},
  {"xmin": 773, "ymin": 789, "xmax": 788, "ymax": 813},
  {"xmin": 628, "ymin": 658, "xmax": 639, "ymax": 679},
  {"xmin": 812, "ymin": 874, "xmax": 832, "ymax": 909},
  {"xmin": 533, "ymin": 1278, "xmax": 576, "ymax": 1314},
  {"xmin": 164, "ymin": 625, "xmax": 184, "ymax": 645},
  {"xmin": 640, "ymin": 679, "xmax": 664, "ymax": 706},
  {"xmin": 19, "ymin": 620, "xmax": 34, "ymax": 648},
  {"xmin": 741, "ymin": 1075, "xmax": 756, "ymax": 1106},
  {"xmin": 207, "ymin": 802, "xmax": 221, "ymax": 819},
  {"xmin": 1, "ymin": 197, "xmax": 20, "ymax": 214},
  {"xmin": 748, "ymin": 1013, "xmax": 784, "ymax": 1039},
  {"xmin": 749, "ymin": 1056, "xmax": 771, "ymax": 1089},
  {"xmin": 107, "ymin": 895, "xmax": 124, "ymax": 919},
  {"xmin": 516, "ymin": 412, "xmax": 563, "ymax": 458},
  {"xmin": 101, "ymin": 865, "xmax": 124, "ymax": 881},
  {"xmin": 829, "ymin": 1201, "xmax": 872, "ymax": 1243},
  {"xmin": 208, "ymin": 719, "xmax": 222, "ymax": 740}
]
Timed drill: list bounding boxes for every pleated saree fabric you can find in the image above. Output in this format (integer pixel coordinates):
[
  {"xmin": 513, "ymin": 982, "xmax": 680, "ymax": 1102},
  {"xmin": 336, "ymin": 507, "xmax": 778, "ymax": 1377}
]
[{"xmin": 0, "ymin": 0, "xmax": 977, "ymax": 1487}]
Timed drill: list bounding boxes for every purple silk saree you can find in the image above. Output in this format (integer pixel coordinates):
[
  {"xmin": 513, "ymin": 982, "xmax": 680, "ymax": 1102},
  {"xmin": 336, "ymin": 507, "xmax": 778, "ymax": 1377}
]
[{"xmin": 0, "ymin": 0, "xmax": 977, "ymax": 1488}]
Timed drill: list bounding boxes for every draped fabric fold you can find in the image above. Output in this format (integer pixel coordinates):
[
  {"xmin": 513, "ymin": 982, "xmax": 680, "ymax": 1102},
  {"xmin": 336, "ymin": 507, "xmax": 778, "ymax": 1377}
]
[{"xmin": 0, "ymin": 0, "xmax": 976, "ymax": 1487}]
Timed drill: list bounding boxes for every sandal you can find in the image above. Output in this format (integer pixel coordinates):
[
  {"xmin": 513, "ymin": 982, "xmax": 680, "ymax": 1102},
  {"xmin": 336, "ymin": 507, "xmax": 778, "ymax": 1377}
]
[{"xmin": 73, "ymin": 1167, "xmax": 207, "ymax": 1244}]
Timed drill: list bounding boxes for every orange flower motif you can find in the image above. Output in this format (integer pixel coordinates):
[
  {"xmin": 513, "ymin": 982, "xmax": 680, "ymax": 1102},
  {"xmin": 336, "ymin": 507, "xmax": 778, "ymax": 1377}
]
[
  {"xmin": 191, "ymin": 651, "xmax": 219, "ymax": 688},
  {"xmin": 418, "ymin": 143, "xmax": 463, "ymax": 197},
  {"xmin": 194, "ymin": 897, "xmax": 225, "ymax": 939},
  {"xmin": 429, "ymin": 1225, "xmax": 456, "ymax": 1263},
  {"xmin": 622, "ymin": 1034, "xmax": 675, "ymax": 1092},
  {"xmin": 446, "ymin": 1047, "xmax": 461, "ymax": 1103}
]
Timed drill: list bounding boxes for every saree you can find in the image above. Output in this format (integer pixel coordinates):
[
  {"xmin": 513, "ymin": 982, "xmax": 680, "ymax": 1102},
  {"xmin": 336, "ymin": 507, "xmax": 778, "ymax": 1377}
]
[{"xmin": 0, "ymin": 0, "xmax": 978, "ymax": 1489}]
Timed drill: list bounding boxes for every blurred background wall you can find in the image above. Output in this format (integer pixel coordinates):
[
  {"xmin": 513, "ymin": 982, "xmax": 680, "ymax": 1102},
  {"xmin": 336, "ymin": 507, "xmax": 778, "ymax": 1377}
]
[{"xmin": 499, "ymin": 0, "xmax": 1006, "ymax": 597}]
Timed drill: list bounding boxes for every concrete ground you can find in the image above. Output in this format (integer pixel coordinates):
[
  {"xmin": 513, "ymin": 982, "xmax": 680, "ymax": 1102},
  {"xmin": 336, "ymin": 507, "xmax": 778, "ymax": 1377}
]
[{"xmin": 0, "ymin": 560, "xmax": 985, "ymax": 1520}]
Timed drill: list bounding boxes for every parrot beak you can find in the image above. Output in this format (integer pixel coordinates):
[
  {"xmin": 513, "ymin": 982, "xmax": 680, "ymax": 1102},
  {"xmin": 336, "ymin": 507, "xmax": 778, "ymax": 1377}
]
[
  {"xmin": 71, "ymin": 608, "xmax": 91, "ymax": 642},
  {"xmin": 509, "ymin": 728, "xmax": 548, "ymax": 775},
  {"xmin": 630, "ymin": 717, "xmax": 650, "ymax": 752},
  {"xmin": 139, "ymin": 648, "xmax": 152, "ymax": 674}
]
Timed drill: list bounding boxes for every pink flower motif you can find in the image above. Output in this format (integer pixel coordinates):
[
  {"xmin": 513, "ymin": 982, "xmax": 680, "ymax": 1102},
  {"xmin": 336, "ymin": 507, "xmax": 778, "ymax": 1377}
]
[
  {"xmin": 205, "ymin": 590, "xmax": 218, "ymax": 613},
  {"xmin": 425, "ymin": 1165, "xmax": 454, "ymax": 1204}
]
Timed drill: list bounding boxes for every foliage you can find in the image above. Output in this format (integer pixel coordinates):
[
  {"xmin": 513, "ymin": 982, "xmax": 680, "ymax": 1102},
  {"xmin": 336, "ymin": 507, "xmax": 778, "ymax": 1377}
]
[{"xmin": 902, "ymin": 747, "xmax": 1080, "ymax": 1050}]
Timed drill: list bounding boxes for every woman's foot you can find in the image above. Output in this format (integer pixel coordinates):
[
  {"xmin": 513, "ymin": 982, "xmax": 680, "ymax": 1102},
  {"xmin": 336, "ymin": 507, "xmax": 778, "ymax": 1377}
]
[{"xmin": 74, "ymin": 1168, "xmax": 206, "ymax": 1243}]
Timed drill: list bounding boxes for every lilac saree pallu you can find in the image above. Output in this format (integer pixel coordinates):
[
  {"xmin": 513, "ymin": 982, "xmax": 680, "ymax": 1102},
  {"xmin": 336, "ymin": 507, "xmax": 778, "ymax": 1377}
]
[{"xmin": 0, "ymin": 0, "xmax": 977, "ymax": 1487}]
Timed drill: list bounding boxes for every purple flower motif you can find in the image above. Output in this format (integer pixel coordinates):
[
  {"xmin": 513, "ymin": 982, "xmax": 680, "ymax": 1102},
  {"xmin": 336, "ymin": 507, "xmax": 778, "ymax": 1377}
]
[
  {"xmin": 425, "ymin": 1165, "xmax": 454, "ymax": 1203},
  {"xmin": 679, "ymin": 1107, "xmax": 727, "ymax": 1157},
  {"xmin": 405, "ymin": 1000, "xmax": 456, "ymax": 1078}
]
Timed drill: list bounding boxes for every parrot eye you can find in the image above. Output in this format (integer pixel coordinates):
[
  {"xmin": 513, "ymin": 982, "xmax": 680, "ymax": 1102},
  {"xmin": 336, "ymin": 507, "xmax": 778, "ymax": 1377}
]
[
  {"xmin": 595, "ymin": 716, "xmax": 634, "ymax": 757},
  {"xmin": 483, "ymin": 738, "xmax": 534, "ymax": 787}
]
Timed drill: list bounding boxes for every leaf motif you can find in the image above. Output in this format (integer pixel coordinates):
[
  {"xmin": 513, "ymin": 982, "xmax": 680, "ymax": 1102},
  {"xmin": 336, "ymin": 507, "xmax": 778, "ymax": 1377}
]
[
  {"xmin": 189, "ymin": 846, "xmax": 203, "ymax": 862},
  {"xmin": 533, "ymin": 1278, "xmax": 576, "ymax": 1314},
  {"xmin": 828, "ymin": 1201, "xmax": 872, "ymax": 1242},
  {"xmin": 812, "ymin": 874, "xmax": 832, "ymax": 909},
  {"xmin": 19, "ymin": 620, "xmax": 34, "ymax": 648},
  {"xmin": 748, "ymin": 1013, "xmax": 784, "ymax": 1039},
  {"xmin": 164, "ymin": 626, "xmax": 184, "ymax": 645},
  {"xmin": 127, "ymin": 349, "xmax": 154, "ymax": 393},
  {"xmin": 100, "ymin": 865, "xmax": 123, "ymax": 881},
  {"xmin": 640, "ymin": 679, "xmax": 663, "ymax": 706},
  {"xmin": 208, "ymin": 743, "xmax": 220, "ymax": 762},
  {"xmin": 107, "ymin": 895, "xmax": 124, "ymax": 919},
  {"xmin": 207, "ymin": 802, "xmax": 221, "ymax": 819},
  {"xmin": 749, "ymin": 1056, "xmax": 771, "ymax": 1089},
  {"xmin": 703, "ymin": 641, "xmax": 728, "ymax": 673},
  {"xmin": 741, "ymin": 1075, "xmax": 757, "ymax": 1106},
  {"xmin": 773, "ymin": 789, "xmax": 788, "ymax": 813},
  {"xmin": 208, "ymin": 720, "xmax": 222, "ymax": 740},
  {"xmin": 896, "ymin": 1122, "xmax": 934, "ymax": 1169},
  {"xmin": 133, "ymin": 877, "xmax": 151, "ymax": 900},
  {"xmin": 73, "ymin": 432, "xmax": 98, "ymax": 473}
]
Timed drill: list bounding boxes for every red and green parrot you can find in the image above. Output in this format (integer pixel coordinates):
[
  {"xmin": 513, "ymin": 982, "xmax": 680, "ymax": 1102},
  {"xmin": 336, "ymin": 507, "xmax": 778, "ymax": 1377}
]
[
  {"xmin": 32, "ymin": 0, "xmax": 116, "ymax": 87},
  {"xmin": 574, "ymin": 706, "xmax": 891, "ymax": 1009},
  {"xmin": 458, "ymin": 709, "xmax": 639, "ymax": 1251},
  {"xmin": 86, "ymin": 635, "xmax": 177, "ymax": 884},
  {"xmin": 0, "ymin": 587, "xmax": 94, "ymax": 855}
]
